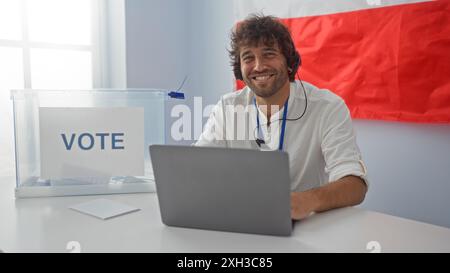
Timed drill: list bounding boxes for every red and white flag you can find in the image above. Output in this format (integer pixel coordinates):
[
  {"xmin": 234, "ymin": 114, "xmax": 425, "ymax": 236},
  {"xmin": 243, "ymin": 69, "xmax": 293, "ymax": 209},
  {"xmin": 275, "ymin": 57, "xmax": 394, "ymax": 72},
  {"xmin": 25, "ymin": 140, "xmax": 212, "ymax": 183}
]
[{"xmin": 234, "ymin": 0, "xmax": 450, "ymax": 123}]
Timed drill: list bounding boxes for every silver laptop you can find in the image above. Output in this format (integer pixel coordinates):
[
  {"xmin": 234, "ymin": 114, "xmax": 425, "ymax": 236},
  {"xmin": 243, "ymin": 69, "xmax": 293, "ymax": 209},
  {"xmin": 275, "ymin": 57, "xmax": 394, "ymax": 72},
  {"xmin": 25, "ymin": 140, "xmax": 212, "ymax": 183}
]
[{"xmin": 149, "ymin": 145, "xmax": 292, "ymax": 236}]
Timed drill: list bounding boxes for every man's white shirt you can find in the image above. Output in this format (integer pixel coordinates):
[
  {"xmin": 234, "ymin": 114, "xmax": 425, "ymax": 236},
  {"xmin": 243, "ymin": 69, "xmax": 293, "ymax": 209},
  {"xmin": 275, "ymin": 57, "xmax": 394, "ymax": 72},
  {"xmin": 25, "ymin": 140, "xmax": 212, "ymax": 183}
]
[{"xmin": 195, "ymin": 81, "xmax": 368, "ymax": 192}]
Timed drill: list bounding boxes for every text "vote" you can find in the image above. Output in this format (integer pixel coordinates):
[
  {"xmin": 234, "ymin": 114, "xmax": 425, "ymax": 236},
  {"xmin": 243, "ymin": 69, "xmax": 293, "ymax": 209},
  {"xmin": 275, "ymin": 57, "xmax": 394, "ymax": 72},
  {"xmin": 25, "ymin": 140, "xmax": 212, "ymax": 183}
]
[{"xmin": 61, "ymin": 133, "xmax": 125, "ymax": 150}]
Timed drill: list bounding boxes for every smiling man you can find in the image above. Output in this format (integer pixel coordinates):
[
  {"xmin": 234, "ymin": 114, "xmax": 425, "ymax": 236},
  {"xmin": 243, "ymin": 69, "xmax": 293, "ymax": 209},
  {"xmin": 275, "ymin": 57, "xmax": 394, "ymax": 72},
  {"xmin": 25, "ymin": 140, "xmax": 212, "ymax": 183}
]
[{"xmin": 195, "ymin": 14, "xmax": 368, "ymax": 220}]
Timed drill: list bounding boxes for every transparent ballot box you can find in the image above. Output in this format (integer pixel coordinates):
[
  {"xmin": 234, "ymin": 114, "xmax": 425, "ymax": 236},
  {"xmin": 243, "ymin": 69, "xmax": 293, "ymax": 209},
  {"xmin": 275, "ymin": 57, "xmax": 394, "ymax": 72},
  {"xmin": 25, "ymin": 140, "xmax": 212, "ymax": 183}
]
[{"xmin": 11, "ymin": 89, "xmax": 169, "ymax": 198}]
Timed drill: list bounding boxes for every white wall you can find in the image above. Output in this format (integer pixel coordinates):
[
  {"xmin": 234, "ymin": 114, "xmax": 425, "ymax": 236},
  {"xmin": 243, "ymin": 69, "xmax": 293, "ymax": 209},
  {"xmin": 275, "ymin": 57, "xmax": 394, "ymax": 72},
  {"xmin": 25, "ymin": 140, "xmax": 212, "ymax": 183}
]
[
  {"xmin": 125, "ymin": 0, "xmax": 189, "ymax": 91},
  {"xmin": 125, "ymin": 0, "xmax": 234, "ymax": 103},
  {"xmin": 100, "ymin": 0, "xmax": 127, "ymax": 88},
  {"xmin": 123, "ymin": 0, "xmax": 450, "ymax": 228},
  {"xmin": 125, "ymin": 0, "xmax": 234, "ymax": 145},
  {"xmin": 355, "ymin": 120, "xmax": 450, "ymax": 228}
]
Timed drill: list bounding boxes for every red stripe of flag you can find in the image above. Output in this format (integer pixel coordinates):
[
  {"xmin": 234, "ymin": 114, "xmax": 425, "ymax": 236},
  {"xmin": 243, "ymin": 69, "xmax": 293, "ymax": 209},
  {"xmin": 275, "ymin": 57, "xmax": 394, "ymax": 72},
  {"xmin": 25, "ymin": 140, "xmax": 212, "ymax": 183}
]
[{"xmin": 237, "ymin": 0, "xmax": 450, "ymax": 123}]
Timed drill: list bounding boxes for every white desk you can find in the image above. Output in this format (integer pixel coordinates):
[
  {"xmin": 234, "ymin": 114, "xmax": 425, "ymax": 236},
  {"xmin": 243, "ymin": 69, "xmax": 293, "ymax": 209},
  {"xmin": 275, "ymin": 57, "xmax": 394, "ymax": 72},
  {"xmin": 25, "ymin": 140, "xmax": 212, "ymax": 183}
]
[{"xmin": 1, "ymin": 177, "xmax": 450, "ymax": 253}]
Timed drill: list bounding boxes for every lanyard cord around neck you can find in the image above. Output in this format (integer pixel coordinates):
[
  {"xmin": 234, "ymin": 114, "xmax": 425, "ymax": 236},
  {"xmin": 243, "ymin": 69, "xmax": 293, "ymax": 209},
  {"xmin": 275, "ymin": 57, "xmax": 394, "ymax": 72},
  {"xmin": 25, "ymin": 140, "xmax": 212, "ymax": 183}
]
[{"xmin": 254, "ymin": 97, "xmax": 289, "ymax": 151}]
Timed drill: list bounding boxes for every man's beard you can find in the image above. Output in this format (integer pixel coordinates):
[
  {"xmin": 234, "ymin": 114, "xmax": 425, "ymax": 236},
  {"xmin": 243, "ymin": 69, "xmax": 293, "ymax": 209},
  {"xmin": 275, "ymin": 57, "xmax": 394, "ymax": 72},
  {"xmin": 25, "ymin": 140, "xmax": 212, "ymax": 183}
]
[{"xmin": 244, "ymin": 69, "xmax": 289, "ymax": 98}]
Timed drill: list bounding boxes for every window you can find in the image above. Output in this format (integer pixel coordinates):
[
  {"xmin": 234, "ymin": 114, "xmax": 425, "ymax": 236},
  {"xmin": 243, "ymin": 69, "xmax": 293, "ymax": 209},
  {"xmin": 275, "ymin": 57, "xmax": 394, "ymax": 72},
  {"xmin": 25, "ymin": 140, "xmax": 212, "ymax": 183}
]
[
  {"xmin": 0, "ymin": 0, "xmax": 104, "ymax": 177},
  {"xmin": 0, "ymin": 0, "xmax": 100, "ymax": 89}
]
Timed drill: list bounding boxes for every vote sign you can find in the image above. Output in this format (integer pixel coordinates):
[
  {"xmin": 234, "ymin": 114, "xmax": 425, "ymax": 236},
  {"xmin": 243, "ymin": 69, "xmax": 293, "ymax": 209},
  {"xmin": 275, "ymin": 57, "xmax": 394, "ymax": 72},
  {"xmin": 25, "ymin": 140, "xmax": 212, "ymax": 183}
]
[{"xmin": 39, "ymin": 107, "xmax": 144, "ymax": 179}]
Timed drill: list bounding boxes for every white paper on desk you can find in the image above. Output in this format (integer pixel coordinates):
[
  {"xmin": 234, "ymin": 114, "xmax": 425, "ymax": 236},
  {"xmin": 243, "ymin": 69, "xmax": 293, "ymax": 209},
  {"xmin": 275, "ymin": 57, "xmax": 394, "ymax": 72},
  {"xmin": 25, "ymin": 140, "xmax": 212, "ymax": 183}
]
[{"xmin": 70, "ymin": 199, "xmax": 140, "ymax": 220}]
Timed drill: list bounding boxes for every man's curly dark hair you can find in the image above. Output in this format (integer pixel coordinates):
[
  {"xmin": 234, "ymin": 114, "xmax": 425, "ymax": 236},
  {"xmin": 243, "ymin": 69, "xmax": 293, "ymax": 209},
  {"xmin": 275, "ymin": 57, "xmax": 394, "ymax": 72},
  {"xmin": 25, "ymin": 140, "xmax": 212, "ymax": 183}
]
[{"xmin": 228, "ymin": 14, "xmax": 300, "ymax": 82}]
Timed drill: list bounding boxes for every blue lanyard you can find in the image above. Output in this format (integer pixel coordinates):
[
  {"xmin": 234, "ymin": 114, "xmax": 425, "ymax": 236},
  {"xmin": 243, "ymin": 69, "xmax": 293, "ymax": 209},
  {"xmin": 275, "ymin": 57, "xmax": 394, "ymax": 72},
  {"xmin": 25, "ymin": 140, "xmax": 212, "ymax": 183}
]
[{"xmin": 254, "ymin": 97, "xmax": 289, "ymax": 151}]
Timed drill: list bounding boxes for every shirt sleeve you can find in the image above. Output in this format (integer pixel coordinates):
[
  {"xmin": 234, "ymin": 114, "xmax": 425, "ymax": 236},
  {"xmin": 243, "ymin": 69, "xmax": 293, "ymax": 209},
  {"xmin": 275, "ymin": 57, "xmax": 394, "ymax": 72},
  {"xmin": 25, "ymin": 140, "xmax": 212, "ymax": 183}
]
[
  {"xmin": 320, "ymin": 99, "xmax": 369, "ymax": 188},
  {"xmin": 194, "ymin": 98, "xmax": 227, "ymax": 147}
]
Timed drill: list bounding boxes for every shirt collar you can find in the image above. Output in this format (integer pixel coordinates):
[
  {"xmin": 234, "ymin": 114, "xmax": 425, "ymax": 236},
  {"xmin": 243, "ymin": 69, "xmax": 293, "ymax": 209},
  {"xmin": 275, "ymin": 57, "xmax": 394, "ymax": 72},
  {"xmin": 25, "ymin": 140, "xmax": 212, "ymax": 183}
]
[{"xmin": 252, "ymin": 82, "xmax": 295, "ymax": 123}]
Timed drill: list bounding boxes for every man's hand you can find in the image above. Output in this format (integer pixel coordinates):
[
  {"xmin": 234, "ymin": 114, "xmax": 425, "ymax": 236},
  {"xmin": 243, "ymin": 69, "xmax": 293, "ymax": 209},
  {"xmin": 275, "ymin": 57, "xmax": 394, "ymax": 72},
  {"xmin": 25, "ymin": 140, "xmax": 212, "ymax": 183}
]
[
  {"xmin": 291, "ymin": 175, "xmax": 367, "ymax": 220},
  {"xmin": 290, "ymin": 191, "xmax": 318, "ymax": 220}
]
